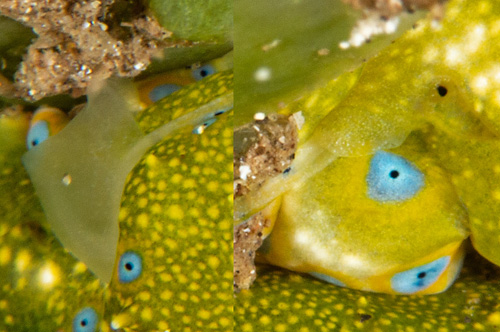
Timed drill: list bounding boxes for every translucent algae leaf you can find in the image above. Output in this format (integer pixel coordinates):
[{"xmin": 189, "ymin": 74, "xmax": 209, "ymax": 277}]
[{"xmin": 22, "ymin": 79, "xmax": 144, "ymax": 283}]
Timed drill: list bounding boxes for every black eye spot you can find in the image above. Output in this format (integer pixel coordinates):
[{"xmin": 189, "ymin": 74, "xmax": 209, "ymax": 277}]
[
  {"xmin": 437, "ymin": 85, "xmax": 448, "ymax": 97},
  {"xmin": 418, "ymin": 272, "xmax": 427, "ymax": 279},
  {"xmin": 31, "ymin": 140, "xmax": 38, "ymax": 146},
  {"xmin": 80, "ymin": 319, "xmax": 88, "ymax": 327},
  {"xmin": 125, "ymin": 262, "xmax": 133, "ymax": 271},
  {"xmin": 200, "ymin": 69, "xmax": 208, "ymax": 77},
  {"xmin": 389, "ymin": 170, "xmax": 399, "ymax": 179}
]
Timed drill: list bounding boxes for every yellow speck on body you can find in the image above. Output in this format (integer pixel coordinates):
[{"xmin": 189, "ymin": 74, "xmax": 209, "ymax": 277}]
[
  {"xmin": 356, "ymin": 296, "xmax": 368, "ymax": 307},
  {"xmin": 145, "ymin": 154, "xmax": 159, "ymax": 168},
  {"xmin": 183, "ymin": 178, "xmax": 196, "ymax": 188},
  {"xmin": 0, "ymin": 247, "xmax": 11, "ymax": 266},
  {"xmin": 207, "ymin": 205, "xmax": 220, "ymax": 219},
  {"xmin": 137, "ymin": 197, "xmax": 148, "ymax": 208},
  {"xmin": 158, "ymin": 320, "xmax": 169, "ymax": 330},
  {"xmin": 197, "ymin": 309, "xmax": 211, "ymax": 320},
  {"xmin": 160, "ymin": 290, "xmax": 173, "ymax": 301},
  {"xmin": 167, "ymin": 204, "xmax": 184, "ymax": 219},
  {"xmin": 137, "ymin": 213, "xmax": 149, "ymax": 228},
  {"xmin": 15, "ymin": 250, "xmax": 31, "ymax": 272},
  {"xmin": 157, "ymin": 180, "xmax": 167, "ymax": 191},
  {"xmin": 207, "ymin": 256, "xmax": 220, "ymax": 269},
  {"xmin": 137, "ymin": 183, "xmax": 147, "ymax": 195},
  {"xmin": 259, "ymin": 315, "xmax": 271, "ymax": 325},
  {"xmin": 473, "ymin": 322, "xmax": 485, "ymax": 330},
  {"xmin": 138, "ymin": 291, "xmax": 151, "ymax": 301},
  {"xmin": 4, "ymin": 315, "xmax": 13, "ymax": 325},
  {"xmin": 487, "ymin": 311, "xmax": 500, "ymax": 325},
  {"xmin": 170, "ymin": 173, "xmax": 183, "ymax": 184},
  {"xmin": 73, "ymin": 262, "xmax": 87, "ymax": 274},
  {"xmin": 141, "ymin": 307, "xmax": 153, "ymax": 321}
]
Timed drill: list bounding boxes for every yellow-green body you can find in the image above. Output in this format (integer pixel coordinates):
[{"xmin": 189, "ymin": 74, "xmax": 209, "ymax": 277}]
[
  {"xmin": 136, "ymin": 52, "xmax": 233, "ymax": 107},
  {"xmin": 259, "ymin": 133, "xmax": 468, "ymax": 294}
]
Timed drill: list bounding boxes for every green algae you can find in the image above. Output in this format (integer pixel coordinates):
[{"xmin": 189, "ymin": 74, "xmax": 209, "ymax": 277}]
[
  {"xmin": 148, "ymin": 0, "xmax": 232, "ymax": 43},
  {"xmin": 233, "ymin": 0, "xmax": 424, "ymax": 127}
]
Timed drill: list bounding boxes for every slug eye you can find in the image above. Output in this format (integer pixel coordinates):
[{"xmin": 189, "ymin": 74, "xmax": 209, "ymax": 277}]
[
  {"xmin": 26, "ymin": 120, "xmax": 50, "ymax": 150},
  {"xmin": 118, "ymin": 251, "xmax": 142, "ymax": 283},
  {"xmin": 192, "ymin": 64, "xmax": 216, "ymax": 81},
  {"xmin": 391, "ymin": 256, "xmax": 450, "ymax": 294},
  {"xmin": 437, "ymin": 85, "xmax": 448, "ymax": 97},
  {"xmin": 148, "ymin": 84, "xmax": 181, "ymax": 103},
  {"xmin": 366, "ymin": 151, "xmax": 424, "ymax": 202},
  {"xmin": 72, "ymin": 307, "xmax": 98, "ymax": 332}
]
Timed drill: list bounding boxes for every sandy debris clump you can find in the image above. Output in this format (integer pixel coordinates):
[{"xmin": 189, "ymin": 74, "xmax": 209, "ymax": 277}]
[
  {"xmin": 233, "ymin": 113, "xmax": 300, "ymax": 291},
  {"xmin": 0, "ymin": 0, "xmax": 180, "ymax": 100},
  {"xmin": 233, "ymin": 213, "xmax": 270, "ymax": 292},
  {"xmin": 234, "ymin": 113, "xmax": 299, "ymax": 198}
]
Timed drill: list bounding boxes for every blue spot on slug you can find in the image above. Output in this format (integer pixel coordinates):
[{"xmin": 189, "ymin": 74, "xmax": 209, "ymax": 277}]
[
  {"xmin": 192, "ymin": 64, "xmax": 216, "ymax": 81},
  {"xmin": 26, "ymin": 120, "xmax": 50, "ymax": 150},
  {"xmin": 72, "ymin": 307, "xmax": 97, "ymax": 332},
  {"xmin": 149, "ymin": 84, "xmax": 181, "ymax": 103},
  {"xmin": 118, "ymin": 251, "xmax": 142, "ymax": 283},
  {"xmin": 366, "ymin": 151, "xmax": 424, "ymax": 202},
  {"xmin": 391, "ymin": 256, "xmax": 450, "ymax": 294}
]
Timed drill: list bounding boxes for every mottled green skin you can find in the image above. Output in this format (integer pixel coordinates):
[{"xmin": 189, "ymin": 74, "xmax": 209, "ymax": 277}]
[
  {"xmin": 422, "ymin": 127, "xmax": 500, "ymax": 279},
  {"xmin": 106, "ymin": 110, "xmax": 233, "ymax": 331},
  {"xmin": 0, "ymin": 111, "xmax": 45, "ymax": 231},
  {"xmin": 0, "ymin": 71, "xmax": 233, "ymax": 331},
  {"xmin": 137, "ymin": 71, "xmax": 233, "ymax": 134}
]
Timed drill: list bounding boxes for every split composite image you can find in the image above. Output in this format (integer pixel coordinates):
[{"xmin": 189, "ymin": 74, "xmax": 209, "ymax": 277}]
[{"xmin": 1, "ymin": 0, "xmax": 500, "ymax": 331}]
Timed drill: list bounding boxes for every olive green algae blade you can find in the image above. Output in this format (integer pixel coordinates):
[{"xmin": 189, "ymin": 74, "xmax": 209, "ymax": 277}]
[
  {"xmin": 233, "ymin": 0, "xmax": 425, "ymax": 127},
  {"xmin": 236, "ymin": 251, "xmax": 500, "ymax": 331},
  {"xmin": 148, "ymin": 0, "xmax": 232, "ymax": 43},
  {"xmin": 21, "ymin": 79, "xmax": 144, "ymax": 283}
]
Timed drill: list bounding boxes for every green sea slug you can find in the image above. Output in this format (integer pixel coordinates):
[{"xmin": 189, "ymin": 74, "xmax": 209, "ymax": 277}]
[
  {"xmin": 0, "ymin": 65, "xmax": 233, "ymax": 331},
  {"xmin": 236, "ymin": 0, "xmax": 500, "ymax": 290},
  {"xmin": 235, "ymin": 0, "xmax": 500, "ymax": 328}
]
